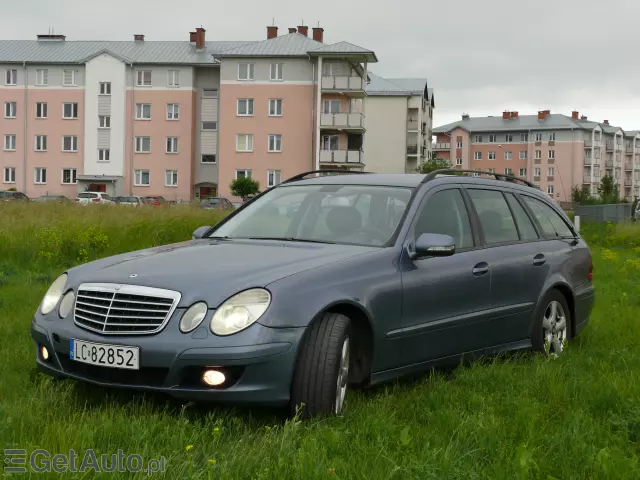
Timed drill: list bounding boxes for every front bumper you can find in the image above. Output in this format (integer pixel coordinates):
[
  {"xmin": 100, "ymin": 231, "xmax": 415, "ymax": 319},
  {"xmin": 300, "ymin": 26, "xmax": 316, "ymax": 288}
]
[{"xmin": 31, "ymin": 313, "xmax": 305, "ymax": 406}]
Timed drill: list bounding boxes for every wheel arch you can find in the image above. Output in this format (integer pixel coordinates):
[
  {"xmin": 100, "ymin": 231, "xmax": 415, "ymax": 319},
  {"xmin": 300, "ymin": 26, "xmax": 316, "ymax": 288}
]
[{"xmin": 543, "ymin": 282, "xmax": 576, "ymax": 337}]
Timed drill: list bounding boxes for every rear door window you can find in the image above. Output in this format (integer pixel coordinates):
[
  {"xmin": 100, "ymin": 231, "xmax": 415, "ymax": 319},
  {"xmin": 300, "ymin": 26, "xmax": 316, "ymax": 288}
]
[
  {"xmin": 504, "ymin": 193, "xmax": 539, "ymax": 241},
  {"xmin": 522, "ymin": 196, "xmax": 573, "ymax": 238},
  {"xmin": 467, "ymin": 189, "xmax": 519, "ymax": 245}
]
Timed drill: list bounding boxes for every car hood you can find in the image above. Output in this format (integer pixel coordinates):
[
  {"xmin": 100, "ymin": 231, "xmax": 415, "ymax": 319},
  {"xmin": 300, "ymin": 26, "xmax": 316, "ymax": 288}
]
[{"xmin": 66, "ymin": 239, "xmax": 376, "ymax": 307}]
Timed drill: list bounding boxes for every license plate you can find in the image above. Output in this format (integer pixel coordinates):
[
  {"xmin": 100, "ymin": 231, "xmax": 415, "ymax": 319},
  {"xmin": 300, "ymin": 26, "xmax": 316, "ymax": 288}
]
[{"xmin": 69, "ymin": 339, "xmax": 139, "ymax": 370}]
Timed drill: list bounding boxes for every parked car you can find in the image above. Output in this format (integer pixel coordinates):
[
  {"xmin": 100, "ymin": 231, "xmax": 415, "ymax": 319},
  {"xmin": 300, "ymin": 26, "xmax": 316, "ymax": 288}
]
[
  {"xmin": 35, "ymin": 195, "xmax": 71, "ymax": 203},
  {"xmin": 75, "ymin": 192, "xmax": 115, "ymax": 205},
  {"xmin": 115, "ymin": 196, "xmax": 148, "ymax": 207},
  {"xmin": 0, "ymin": 190, "xmax": 29, "ymax": 202},
  {"xmin": 32, "ymin": 169, "xmax": 595, "ymax": 418},
  {"xmin": 199, "ymin": 197, "xmax": 235, "ymax": 210},
  {"xmin": 145, "ymin": 196, "xmax": 168, "ymax": 207},
  {"xmin": 633, "ymin": 201, "xmax": 640, "ymax": 222}
]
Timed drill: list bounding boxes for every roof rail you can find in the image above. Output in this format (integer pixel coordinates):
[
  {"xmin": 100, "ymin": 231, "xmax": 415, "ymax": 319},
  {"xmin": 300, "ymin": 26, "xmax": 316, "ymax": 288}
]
[
  {"xmin": 422, "ymin": 169, "xmax": 540, "ymax": 189},
  {"xmin": 281, "ymin": 169, "xmax": 373, "ymax": 185}
]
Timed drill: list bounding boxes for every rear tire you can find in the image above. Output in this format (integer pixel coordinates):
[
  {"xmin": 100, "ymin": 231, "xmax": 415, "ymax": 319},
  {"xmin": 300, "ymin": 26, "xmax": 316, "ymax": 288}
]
[
  {"xmin": 290, "ymin": 312, "xmax": 351, "ymax": 419},
  {"xmin": 531, "ymin": 289, "xmax": 572, "ymax": 357}
]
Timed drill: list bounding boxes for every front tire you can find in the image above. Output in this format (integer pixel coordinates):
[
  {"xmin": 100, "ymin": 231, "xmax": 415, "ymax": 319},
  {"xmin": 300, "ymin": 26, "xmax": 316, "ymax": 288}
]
[
  {"xmin": 290, "ymin": 312, "xmax": 351, "ymax": 419},
  {"xmin": 532, "ymin": 289, "xmax": 572, "ymax": 357}
]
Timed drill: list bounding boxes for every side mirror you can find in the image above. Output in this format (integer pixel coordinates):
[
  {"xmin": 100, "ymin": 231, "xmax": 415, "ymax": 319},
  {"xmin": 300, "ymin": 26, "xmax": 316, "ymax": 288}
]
[
  {"xmin": 413, "ymin": 233, "xmax": 456, "ymax": 259},
  {"xmin": 192, "ymin": 226, "xmax": 212, "ymax": 240}
]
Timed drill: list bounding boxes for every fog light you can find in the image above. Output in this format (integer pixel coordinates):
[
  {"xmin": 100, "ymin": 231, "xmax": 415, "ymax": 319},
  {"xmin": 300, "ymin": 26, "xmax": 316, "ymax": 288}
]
[
  {"xmin": 40, "ymin": 345, "xmax": 50, "ymax": 361},
  {"xmin": 202, "ymin": 369, "xmax": 225, "ymax": 386}
]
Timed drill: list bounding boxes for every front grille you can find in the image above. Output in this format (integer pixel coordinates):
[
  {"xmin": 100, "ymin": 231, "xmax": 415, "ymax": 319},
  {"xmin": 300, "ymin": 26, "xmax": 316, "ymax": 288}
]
[{"xmin": 73, "ymin": 283, "xmax": 181, "ymax": 335}]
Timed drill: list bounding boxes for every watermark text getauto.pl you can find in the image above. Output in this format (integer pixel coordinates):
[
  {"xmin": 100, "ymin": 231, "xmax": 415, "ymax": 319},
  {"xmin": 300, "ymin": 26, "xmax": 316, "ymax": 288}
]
[{"xmin": 4, "ymin": 449, "xmax": 166, "ymax": 476}]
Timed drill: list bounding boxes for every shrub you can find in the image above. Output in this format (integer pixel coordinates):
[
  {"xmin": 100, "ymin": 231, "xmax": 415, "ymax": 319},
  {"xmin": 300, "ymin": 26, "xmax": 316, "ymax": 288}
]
[{"xmin": 230, "ymin": 177, "xmax": 260, "ymax": 200}]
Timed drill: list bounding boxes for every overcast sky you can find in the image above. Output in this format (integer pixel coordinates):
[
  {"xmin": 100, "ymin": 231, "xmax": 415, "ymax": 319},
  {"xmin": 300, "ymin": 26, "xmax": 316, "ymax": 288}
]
[{"xmin": 3, "ymin": 0, "xmax": 640, "ymax": 131}]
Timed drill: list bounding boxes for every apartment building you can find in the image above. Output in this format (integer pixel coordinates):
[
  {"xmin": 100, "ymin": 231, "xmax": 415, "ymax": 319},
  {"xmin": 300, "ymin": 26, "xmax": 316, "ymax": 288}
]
[
  {"xmin": 0, "ymin": 26, "xmax": 390, "ymax": 201},
  {"xmin": 433, "ymin": 110, "xmax": 640, "ymax": 202},
  {"xmin": 364, "ymin": 73, "xmax": 434, "ymax": 173}
]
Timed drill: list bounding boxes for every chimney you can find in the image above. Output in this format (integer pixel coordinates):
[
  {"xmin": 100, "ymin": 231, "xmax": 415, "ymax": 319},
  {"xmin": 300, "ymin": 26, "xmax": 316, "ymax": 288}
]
[
  {"xmin": 195, "ymin": 27, "xmax": 206, "ymax": 49},
  {"xmin": 189, "ymin": 31, "xmax": 197, "ymax": 43},
  {"xmin": 297, "ymin": 25, "xmax": 308, "ymax": 36},
  {"xmin": 462, "ymin": 113, "xmax": 470, "ymax": 120},
  {"xmin": 134, "ymin": 34, "xmax": 145, "ymax": 41},
  {"xmin": 267, "ymin": 26, "xmax": 278, "ymax": 39},
  {"xmin": 581, "ymin": 115, "xmax": 588, "ymax": 120},
  {"xmin": 571, "ymin": 111, "xmax": 579, "ymax": 120},
  {"xmin": 503, "ymin": 111, "xmax": 510, "ymax": 120},
  {"xmin": 288, "ymin": 27, "xmax": 297, "ymax": 34},
  {"xmin": 604, "ymin": 119, "xmax": 609, "ymax": 125},
  {"xmin": 538, "ymin": 110, "xmax": 550, "ymax": 120},
  {"xmin": 312, "ymin": 27, "xmax": 324, "ymax": 43},
  {"xmin": 511, "ymin": 111, "xmax": 519, "ymax": 118}
]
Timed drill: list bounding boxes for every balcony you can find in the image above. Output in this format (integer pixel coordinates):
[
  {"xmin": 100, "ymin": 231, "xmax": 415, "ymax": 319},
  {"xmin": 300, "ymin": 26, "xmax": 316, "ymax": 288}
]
[
  {"xmin": 320, "ymin": 113, "xmax": 365, "ymax": 131},
  {"xmin": 321, "ymin": 76, "xmax": 366, "ymax": 97},
  {"xmin": 626, "ymin": 145, "xmax": 634, "ymax": 154},
  {"xmin": 583, "ymin": 175, "xmax": 592, "ymax": 183},
  {"xmin": 407, "ymin": 120, "xmax": 424, "ymax": 131},
  {"xmin": 606, "ymin": 143, "xmax": 614, "ymax": 151},
  {"xmin": 319, "ymin": 149, "xmax": 364, "ymax": 165},
  {"xmin": 584, "ymin": 140, "xmax": 593, "ymax": 148},
  {"xmin": 625, "ymin": 163, "xmax": 633, "ymax": 171},
  {"xmin": 433, "ymin": 142, "xmax": 450, "ymax": 150},
  {"xmin": 606, "ymin": 159, "xmax": 613, "ymax": 167},
  {"xmin": 584, "ymin": 157, "xmax": 593, "ymax": 165},
  {"xmin": 407, "ymin": 145, "xmax": 426, "ymax": 156}
]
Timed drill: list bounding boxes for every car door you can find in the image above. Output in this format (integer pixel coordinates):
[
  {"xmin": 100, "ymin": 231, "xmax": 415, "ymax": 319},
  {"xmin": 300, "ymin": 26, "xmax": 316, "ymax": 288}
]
[
  {"xmin": 398, "ymin": 186, "xmax": 492, "ymax": 366},
  {"xmin": 464, "ymin": 187, "xmax": 548, "ymax": 347}
]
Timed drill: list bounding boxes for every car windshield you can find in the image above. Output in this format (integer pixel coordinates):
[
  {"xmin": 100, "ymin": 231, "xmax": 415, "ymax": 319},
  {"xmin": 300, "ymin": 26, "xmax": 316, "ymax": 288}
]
[{"xmin": 209, "ymin": 184, "xmax": 413, "ymax": 247}]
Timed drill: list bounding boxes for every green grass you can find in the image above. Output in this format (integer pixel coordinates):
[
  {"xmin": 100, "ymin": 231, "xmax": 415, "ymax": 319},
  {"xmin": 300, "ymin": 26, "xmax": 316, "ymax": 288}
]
[{"xmin": 1, "ymin": 205, "xmax": 640, "ymax": 479}]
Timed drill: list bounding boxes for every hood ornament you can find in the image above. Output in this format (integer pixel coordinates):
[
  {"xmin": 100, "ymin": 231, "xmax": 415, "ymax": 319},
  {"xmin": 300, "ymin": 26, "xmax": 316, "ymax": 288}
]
[{"xmin": 129, "ymin": 274, "xmax": 138, "ymax": 278}]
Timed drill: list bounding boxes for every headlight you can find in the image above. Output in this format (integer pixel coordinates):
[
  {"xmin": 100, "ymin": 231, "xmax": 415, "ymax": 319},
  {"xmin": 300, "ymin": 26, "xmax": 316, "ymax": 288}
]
[
  {"xmin": 58, "ymin": 290, "xmax": 75, "ymax": 318},
  {"xmin": 179, "ymin": 302, "xmax": 208, "ymax": 333},
  {"xmin": 210, "ymin": 288, "xmax": 271, "ymax": 336},
  {"xmin": 40, "ymin": 274, "xmax": 68, "ymax": 315}
]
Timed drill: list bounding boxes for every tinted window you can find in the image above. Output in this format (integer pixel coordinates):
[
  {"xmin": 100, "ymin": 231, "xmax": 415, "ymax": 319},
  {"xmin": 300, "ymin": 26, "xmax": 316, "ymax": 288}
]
[
  {"xmin": 522, "ymin": 196, "xmax": 573, "ymax": 237},
  {"xmin": 415, "ymin": 189, "xmax": 474, "ymax": 249},
  {"xmin": 77, "ymin": 193, "xmax": 98, "ymax": 199},
  {"xmin": 505, "ymin": 193, "xmax": 539, "ymax": 241},
  {"xmin": 468, "ymin": 189, "xmax": 519, "ymax": 245}
]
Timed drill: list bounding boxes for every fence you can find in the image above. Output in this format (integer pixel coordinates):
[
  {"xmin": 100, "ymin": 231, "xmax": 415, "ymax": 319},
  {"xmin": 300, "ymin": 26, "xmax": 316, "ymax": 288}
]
[{"xmin": 573, "ymin": 203, "xmax": 633, "ymax": 224}]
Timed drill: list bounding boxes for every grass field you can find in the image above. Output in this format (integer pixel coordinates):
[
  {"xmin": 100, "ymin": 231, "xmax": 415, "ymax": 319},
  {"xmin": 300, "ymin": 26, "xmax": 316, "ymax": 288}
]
[{"xmin": 1, "ymin": 204, "xmax": 640, "ymax": 479}]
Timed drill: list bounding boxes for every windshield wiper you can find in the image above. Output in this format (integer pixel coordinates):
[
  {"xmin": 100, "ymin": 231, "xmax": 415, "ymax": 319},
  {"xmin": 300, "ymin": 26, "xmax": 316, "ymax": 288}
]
[{"xmin": 245, "ymin": 236, "xmax": 336, "ymax": 244}]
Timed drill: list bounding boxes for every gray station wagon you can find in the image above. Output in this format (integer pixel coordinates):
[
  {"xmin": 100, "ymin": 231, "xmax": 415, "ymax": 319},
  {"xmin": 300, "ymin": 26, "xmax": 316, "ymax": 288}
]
[{"xmin": 31, "ymin": 169, "xmax": 595, "ymax": 418}]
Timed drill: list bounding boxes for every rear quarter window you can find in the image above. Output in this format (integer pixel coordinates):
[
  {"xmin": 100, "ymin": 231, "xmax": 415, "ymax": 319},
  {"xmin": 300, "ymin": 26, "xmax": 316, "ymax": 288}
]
[{"xmin": 522, "ymin": 195, "xmax": 573, "ymax": 238}]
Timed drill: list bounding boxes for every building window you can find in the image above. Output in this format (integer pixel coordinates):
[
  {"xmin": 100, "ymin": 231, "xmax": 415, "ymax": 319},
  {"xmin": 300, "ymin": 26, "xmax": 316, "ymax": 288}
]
[
  {"xmin": 236, "ymin": 169, "xmax": 252, "ymax": 179},
  {"xmin": 268, "ymin": 134, "xmax": 282, "ymax": 152},
  {"xmin": 4, "ymin": 102, "xmax": 17, "ymax": 118},
  {"xmin": 3, "ymin": 167, "xmax": 16, "ymax": 183},
  {"xmin": 488, "ymin": 152, "xmax": 496, "ymax": 160},
  {"xmin": 504, "ymin": 168, "xmax": 513, "ymax": 175},
  {"xmin": 62, "ymin": 168, "xmax": 77, "ymax": 184},
  {"xmin": 549, "ymin": 132, "xmax": 556, "ymax": 141},
  {"xmin": 323, "ymin": 100, "xmax": 341, "ymax": 114},
  {"xmin": 136, "ymin": 104, "xmax": 151, "ymax": 120},
  {"xmin": 62, "ymin": 136, "xmax": 78, "ymax": 152},
  {"xmin": 519, "ymin": 150, "xmax": 527, "ymax": 160},
  {"xmin": 99, "ymin": 82, "xmax": 111, "ymax": 95},
  {"xmin": 203, "ymin": 89, "xmax": 218, "ymax": 98},
  {"xmin": 488, "ymin": 168, "xmax": 496, "ymax": 173},
  {"xmin": 489, "ymin": 134, "xmax": 497, "ymax": 143},
  {"xmin": 269, "ymin": 99, "xmax": 283, "ymax": 116},
  {"xmin": 535, "ymin": 150, "xmax": 542, "ymax": 159},
  {"xmin": 34, "ymin": 167, "xmax": 47, "ymax": 184},
  {"xmin": 519, "ymin": 168, "xmax": 527, "ymax": 177},
  {"xmin": 267, "ymin": 170, "xmax": 281, "ymax": 187},
  {"xmin": 134, "ymin": 169, "xmax": 150, "ymax": 186},
  {"xmin": 201, "ymin": 154, "xmax": 216, "ymax": 164},
  {"xmin": 456, "ymin": 141, "xmax": 463, "ymax": 148},
  {"xmin": 36, "ymin": 69, "xmax": 48, "ymax": 86},
  {"xmin": 62, "ymin": 103, "xmax": 78, "ymax": 119},
  {"xmin": 322, "ymin": 135, "xmax": 339, "ymax": 150},
  {"xmin": 547, "ymin": 184, "xmax": 554, "ymax": 194},
  {"xmin": 535, "ymin": 133, "xmax": 543, "ymax": 141},
  {"xmin": 456, "ymin": 158, "xmax": 463, "ymax": 165},
  {"xmin": 534, "ymin": 167, "xmax": 541, "ymax": 177},
  {"xmin": 237, "ymin": 98, "xmax": 254, "ymax": 116},
  {"xmin": 167, "ymin": 70, "xmax": 180, "ymax": 87},
  {"xmin": 548, "ymin": 167, "xmax": 555, "ymax": 176},
  {"xmin": 137, "ymin": 70, "xmax": 152, "ymax": 86},
  {"xmin": 4, "ymin": 134, "xmax": 16, "ymax": 151},
  {"xmin": 63, "ymin": 69, "xmax": 77, "ymax": 86},
  {"xmin": 98, "ymin": 149, "xmax": 110, "ymax": 162},
  {"xmin": 166, "ymin": 104, "xmax": 179, "ymax": 120},
  {"xmin": 520, "ymin": 133, "xmax": 528, "ymax": 142},
  {"xmin": 549, "ymin": 150, "xmax": 555, "ymax": 159},
  {"xmin": 34, "ymin": 135, "xmax": 47, "ymax": 151},
  {"xmin": 238, "ymin": 63, "xmax": 255, "ymax": 81},
  {"xmin": 505, "ymin": 134, "xmax": 513, "ymax": 143},
  {"xmin": 202, "ymin": 122, "xmax": 217, "ymax": 131},
  {"xmin": 99, "ymin": 115, "xmax": 111, "ymax": 128},
  {"xmin": 36, "ymin": 103, "xmax": 48, "ymax": 119},
  {"xmin": 166, "ymin": 137, "xmax": 178, "ymax": 153},
  {"xmin": 474, "ymin": 135, "xmax": 483, "ymax": 143},
  {"xmin": 270, "ymin": 63, "xmax": 284, "ymax": 81},
  {"xmin": 504, "ymin": 151, "xmax": 512, "ymax": 160},
  {"xmin": 474, "ymin": 151, "xmax": 482, "ymax": 160},
  {"xmin": 5, "ymin": 69, "xmax": 17, "ymax": 85},
  {"xmin": 165, "ymin": 170, "xmax": 178, "ymax": 187},
  {"xmin": 135, "ymin": 137, "xmax": 151, "ymax": 153},
  {"xmin": 236, "ymin": 134, "xmax": 253, "ymax": 152}
]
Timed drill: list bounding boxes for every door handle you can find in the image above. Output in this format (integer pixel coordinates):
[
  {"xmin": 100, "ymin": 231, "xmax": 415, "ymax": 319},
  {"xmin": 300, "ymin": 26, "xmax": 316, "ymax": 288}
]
[
  {"xmin": 472, "ymin": 262, "xmax": 489, "ymax": 276},
  {"xmin": 533, "ymin": 254, "xmax": 546, "ymax": 266}
]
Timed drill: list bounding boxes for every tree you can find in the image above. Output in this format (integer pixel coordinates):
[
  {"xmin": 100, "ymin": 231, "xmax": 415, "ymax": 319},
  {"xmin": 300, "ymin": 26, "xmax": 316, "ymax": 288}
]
[
  {"xmin": 416, "ymin": 155, "xmax": 453, "ymax": 174},
  {"xmin": 230, "ymin": 177, "xmax": 260, "ymax": 200},
  {"xmin": 571, "ymin": 184, "xmax": 592, "ymax": 204},
  {"xmin": 596, "ymin": 175, "xmax": 620, "ymax": 204}
]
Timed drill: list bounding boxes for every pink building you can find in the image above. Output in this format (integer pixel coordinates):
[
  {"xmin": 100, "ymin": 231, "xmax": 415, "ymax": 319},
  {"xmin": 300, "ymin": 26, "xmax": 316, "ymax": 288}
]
[
  {"xmin": 0, "ymin": 26, "xmax": 380, "ymax": 202},
  {"xmin": 433, "ymin": 110, "xmax": 640, "ymax": 202}
]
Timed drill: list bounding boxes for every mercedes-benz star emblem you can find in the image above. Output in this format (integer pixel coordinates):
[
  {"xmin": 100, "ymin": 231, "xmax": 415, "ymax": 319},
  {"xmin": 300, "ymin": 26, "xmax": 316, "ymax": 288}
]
[{"xmin": 129, "ymin": 274, "xmax": 138, "ymax": 278}]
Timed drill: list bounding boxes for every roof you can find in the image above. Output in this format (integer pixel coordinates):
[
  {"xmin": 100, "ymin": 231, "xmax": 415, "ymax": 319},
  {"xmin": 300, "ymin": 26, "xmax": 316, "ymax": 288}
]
[
  {"xmin": 367, "ymin": 72, "xmax": 430, "ymax": 98},
  {"xmin": 285, "ymin": 173, "xmax": 425, "ymax": 188},
  {"xmin": 0, "ymin": 40, "xmax": 255, "ymax": 64},
  {"xmin": 433, "ymin": 114, "xmax": 631, "ymax": 134},
  {"xmin": 216, "ymin": 33, "xmax": 323, "ymax": 57},
  {"xmin": 308, "ymin": 41, "xmax": 377, "ymax": 62}
]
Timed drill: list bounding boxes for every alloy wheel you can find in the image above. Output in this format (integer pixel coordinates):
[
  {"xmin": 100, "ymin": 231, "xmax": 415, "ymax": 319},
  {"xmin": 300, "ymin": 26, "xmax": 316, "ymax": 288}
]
[
  {"xmin": 334, "ymin": 337, "xmax": 350, "ymax": 414},
  {"xmin": 542, "ymin": 300, "xmax": 568, "ymax": 357}
]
